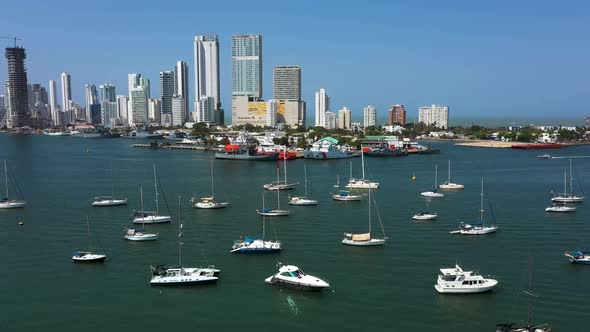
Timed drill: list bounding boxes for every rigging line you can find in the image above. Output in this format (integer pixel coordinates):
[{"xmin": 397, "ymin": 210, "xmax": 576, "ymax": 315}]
[
  {"xmin": 372, "ymin": 198, "xmax": 387, "ymax": 237},
  {"xmin": 156, "ymin": 170, "xmax": 171, "ymax": 213}
]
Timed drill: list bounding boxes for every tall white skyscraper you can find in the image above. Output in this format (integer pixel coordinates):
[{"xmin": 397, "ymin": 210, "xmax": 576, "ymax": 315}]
[
  {"xmin": 60, "ymin": 72, "xmax": 72, "ymax": 124},
  {"xmin": 85, "ymin": 84, "xmax": 99, "ymax": 124},
  {"xmin": 116, "ymin": 95, "xmax": 129, "ymax": 126},
  {"xmin": 232, "ymin": 34, "xmax": 262, "ymax": 99},
  {"xmin": 418, "ymin": 104, "xmax": 449, "ymax": 129},
  {"xmin": 266, "ymin": 99, "xmax": 277, "ymax": 127},
  {"xmin": 128, "ymin": 73, "xmax": 150, "ymax": 126},
  {"xmin": 175, "ymin": 61, "xmax": 189, "ymax": 121},
  {"xmin": 48, "ymin": 80, "xmax": 58, "ymax": 126},
  {"xmin": 194, "ymin": 34, "xmax": 220, "ymax": 122},
  {"xmin": 363, "ymin": 105, "xmax": 377, "ymax": 128},
  {"xmin": 314, "ymin": 88, "xmax": 329, "ymax": 127}
]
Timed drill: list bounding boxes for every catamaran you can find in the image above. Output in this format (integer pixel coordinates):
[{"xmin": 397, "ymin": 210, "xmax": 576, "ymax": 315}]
[
  {"xmin": 191, "ymin": 160, "xmax": 229, "ymax": 209},
  {"xmin": 450, "ymin": 178, "xmax": 498, "ymax": 235},
  {"xmin": 92, "ymin": 165, "xmax": 127, "ymax": 206},
  {"xmin": 551, "ymin": 159, "xmax": 584, "ymax": 203},
  {"xmin": 72, "ymin": 217, "xmax": 107, "ymax": 263},
  {"xmin": 133, "ymin": 165, "xmax": 171, "ymax": 224},
  {"xmin": 288, "ymin": 164, "xmax": 318, "ymax": 206},
  {"xmin": 0, "ymin": 160, "xmax": 27, "ymax": 209},
  {"xmin": 150, "ymin": 196, "xmax": 220, "ymax": 286},
  {"xmin": 125, "ymin": 186, "xmax": 159, "ymax": 241},
  {"xmin": 439, "ymin": 160, "xmax": 464, "ymax": 190},
  {"xmin": 263, "ymin": 152, "xmax": 298, "ymax": 190},
  {"xmin": 342, "ymin": 188, "xmax": 387, "ymax": 246},
  {"xmin": 231, "ymin": 193, "xmax": 282, "ymax": 253},
  {"xmin": 346, "ymin": 148, "xmax": 379, "ymax": 189},
  {"xmin": 420, "ymin": 164, "xmax": 445, "ymax": 198}
]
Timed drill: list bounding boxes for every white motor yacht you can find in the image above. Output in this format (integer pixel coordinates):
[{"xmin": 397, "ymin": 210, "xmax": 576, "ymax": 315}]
[
  {"xmin": 264, "ymin": 264, "xmax": 330, "ymax": 291},
  {"xmin": 434, "ymin": 264, "xmax": 498, "ymax": 294},
  {"xmin": 230, "ymin": 237, "xmax": 281, "ymax": 253}
]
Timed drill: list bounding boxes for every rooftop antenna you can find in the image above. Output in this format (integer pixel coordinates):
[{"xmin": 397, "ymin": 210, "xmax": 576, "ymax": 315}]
[{"xmin": 0, "ymin": 36, "xmax": 22, "ymax": 48}]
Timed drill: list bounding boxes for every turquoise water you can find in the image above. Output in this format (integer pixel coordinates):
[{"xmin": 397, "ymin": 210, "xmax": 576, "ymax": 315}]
[{"xmin": 1, "ymin": 134, "xmax": 589, "ymax": 331}]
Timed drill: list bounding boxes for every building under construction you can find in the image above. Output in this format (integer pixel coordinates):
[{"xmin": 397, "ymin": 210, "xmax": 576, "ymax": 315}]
[{"xmin": 5, "ymin": 46, "xmax": 30, "ymax": 128}]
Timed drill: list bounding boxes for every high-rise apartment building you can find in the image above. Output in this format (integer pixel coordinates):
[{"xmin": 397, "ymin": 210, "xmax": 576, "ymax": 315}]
[
  {"xmin": 159, "ymin": 71, "xmax": 174, "ymax": 115},
  {"xmin": 232, "ymin": 34, "xmax": 262, "ymax": 99},
  {"xmin": 363, "ymin": 105, "xmax": 377, "ymax": 128},
  {"xmin": 128, "ymin": 74, "xmax": 150, "ymax": 126},
  {"xmin": 388, "ymin": 104, "xmax": 406, "ymax": 126},
  {"xmin": 48, "ymin": 80, "xmax": 58, "ymax": 126},
  {"xmin": 314, "ymin": 88, "xmax": 329, "ymax": 127},
  {"xmin": 60, "ymin": 72, "xmax": 72, "ymax": 124},
  {"xmin": 99, "ymin": 84, "xmax": 116, "ymax": 103},
  {"xmin": 273, "ymin": 66, "xmax": 300, "ymax": 100},
  {"xmin": 85, "ymin": 84, "xmax": 100, "ymax": 124},
  {"xmin": 101, "ymin": 101, "xmax": 117, "ymax": 128},
  {"xmin": 338, "ymin": 107, "xmax": 351, "ymax": 130},
  {"xmin": 175, "ymin": 61, "xmax": 189, "ymax": 121},
  {"xmin": 148, "ymin": 98, "xmax": 161, "ymax": 124},
  {"xmin": 5, "ymin": 46, "xmax": 29, "ymax": 128},
  {"xmin": 325, "ymin": 111, "xmax": 336, "ymax": 129},
  {"xmin": 28, "ymin": 84, "xmax": 48, "ymax": 110},
  {"xmin": 197, "ymin": 96, "xmax": 214, "ymax": 123},
  {"xmin": 418, "ymin": 104, "xmax": 449, "ymax": 129},
  {"xmin": 171, "ymin": 95, "xmax": 186, "ymax": 127},
  {"xmin": 194, "ymin": 34, "xmax": 221, "ymax": 123},
  {"xmin": 266, "ymin": 99, "xmax": 277, "ymax": 127},
  {"xmin": 116, "ymin": 95, "xmax": 129, "ymax": 125}
]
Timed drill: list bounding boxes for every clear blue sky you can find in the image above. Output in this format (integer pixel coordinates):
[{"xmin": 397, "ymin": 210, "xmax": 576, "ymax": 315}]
[{"xmin": 1, "ymin": 0, "xmax": 589, "ymax": 124}]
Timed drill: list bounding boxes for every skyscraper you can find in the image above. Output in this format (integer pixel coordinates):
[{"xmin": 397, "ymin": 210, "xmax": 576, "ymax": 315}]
[
  {"xmin": 418, "ymin": 104, "xmax": 449, "ymax": 129},
  {"xmin": 273, "ymin": 66, "xmax": 300, "ymax": 100},
  {"xmin": 314, "ymin": 88, "xmax": 329, "ymax": 127},
  {"xmin": 159, "ymin": 71, "xmax": 174, "ymax": 117},
  {"xmin": 194, "ymin": 34, "xmax": 220, "ymax": 122},
  {"xmin": 60, "ymin": 72, "xmax": 72, "ymax": 124},
  {"xmin": 48, "ymin": 80, "xmax": 58, "ymax": 126},
  {"xmin": 175, "ymin": 61, "xmax": 189, "ymax": 121},
  {"xmin": 338, "ymin": 107, "xmax": 351, "ymax": 130},
  {"xmin": 171, "ymin": 95, "xmax": 186, "ymax": 127},
  {"xmin": 85, "ymin": 84, "xmax": 100, "ymax": 123},
  {"xmin": 388, "ymin": 104, "xmax": 406, "ymax": 126},
  {"xmin": 117, "ymin": 95, "xmax": 129, "ymax": 125},
  {"xmin": 128, "ymin": 73, "xmax": 150, "ymax": 126},
  {"xmin": 232, "ymin": 34, "xmax": 262, "ymax": 99},
  {"xmin": 5, "ymin": 46, "xmax": 29, "ymax": 128},
  {"xmin": 363, "ymin": 105, "xmax": 377, "ymax": 128},
  {"xmin": 98, "ymin": 84, "xmax": 116, "ymax": 103}
]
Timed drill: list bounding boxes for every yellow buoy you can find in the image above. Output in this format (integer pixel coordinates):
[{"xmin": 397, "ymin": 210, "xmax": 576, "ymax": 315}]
[{"xmin": 412, "ymin": 173, "xmax": 416, "ymax": 181}]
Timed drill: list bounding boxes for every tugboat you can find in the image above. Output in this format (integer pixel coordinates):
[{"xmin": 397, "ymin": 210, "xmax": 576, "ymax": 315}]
[{"xmin": 264, "ymin": 263, "xmax": 330, "ymax": 291}]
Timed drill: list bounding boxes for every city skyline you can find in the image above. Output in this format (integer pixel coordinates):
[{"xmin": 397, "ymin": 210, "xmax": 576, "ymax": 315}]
[{"xmin": 1, "ymin": 0, "xmax": 589, "ymax": 124}]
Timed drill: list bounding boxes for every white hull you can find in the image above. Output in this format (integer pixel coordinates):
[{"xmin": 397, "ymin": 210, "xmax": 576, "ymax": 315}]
[
  {"xmin": 345, "ymin": 180, "xmax": 379, "ymax": 189},
  {"xmin": 332, "ymin": 194, "xmax": 362, "ymax": 201},
  {"xmin": 342, "ymin": 238, "xmax": 386, "ymax": 246},
  {"xmin": 150, "ymin": 267, "xmax": 219, "ymax": 285},
  {"xmin": 92, "ymin": 198, "xmax": 128, "ymax": 206},
  {"xmin": 435, "ymin": 281, "xmax": 497, "ymax": 294},
  {"xmin": 545, "ymin": 206, "xmax": 576, "ymax": 213},
  {"xmin": 264, "ymin": 264, "xmax": 330, "ymax": 291},
  {"xmin": 304, "ymin": 150, "xmax": 352, "ymax": 160},
  {"xmin": 133, "ymin": 215, "xmax": 171, "ymax": 224},
  {"xmin": 256, "ymin": 209, "xmax": 290, "ymax": 216},
  {"xmin": 551, "ymin": 196, "xmax": 584, "ymax": 203},
  {"xmin": 72, "ymin": 253, "xmax": 106, "ymax": 262},
  {"xmin": 0, "ymin": 200, "xmax": 26, "ymax": 209},
  {"xmin": 421, "ymin": 191, "xmax": 445, "ymax": 198},
  {"xmin": 263, "ymin": 183, "xmax": 297, "ymax": 191},
  {"xmin": 413, "ymin": 213, "xmax": 438, "ymax": 220},
  {"xmin": 288, "ymin": 197, "xmax": 318, "ymax": 205},
  {"xmin": 439, "ymin": 183, "xmax": 464, "ymax": 190},
  {"xmin": 194, "ymin": 201, "xmax": 228, "ymax": 209},
  {"xmin": 450, "ymin": 225, "xmax": 498, "ymax": 235},
  {"xmin": 124, "ymin": 231, "xmax": 159, "ymax": 241}
]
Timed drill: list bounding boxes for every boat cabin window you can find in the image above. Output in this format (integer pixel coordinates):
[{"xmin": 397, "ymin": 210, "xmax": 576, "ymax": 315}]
[{"xmin": 441, "ymin": 275, "xmax": 456, "ymax": 282}]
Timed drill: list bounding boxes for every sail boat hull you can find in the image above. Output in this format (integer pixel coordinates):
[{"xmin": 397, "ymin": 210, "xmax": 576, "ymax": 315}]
[
  {"xmin": 256, "ymin": 209, "xmax": 290, "ymax": 216},
  {"xmin": 72, "ymin": 252, "xmax": 107, "ymax": 262},
  {"xmin": 288, "ymin": 197, "xmax": 318, "ymax": 205},
  {"xmin": 345, "ymin": 180, "xmax": 379, "ymax": 189},
  {"xmin": 0, "ymin": 200, "xmax": 27, "ymax": 209},
  {"xmin": 263, "ymin": 183, "xmax": 297, "ymax": 190},
  {"xmin": 194, "ymin": 201, "xmax": 229, "ymax": 209},
  {"xmin": 92, "ymin": 198, "xmax": 128, "ymax": 206},
  {"xmin": 342, "ymin": 238, "xmax": 386, "ymax": 246},
  {"xmin": 551, "ymin": 195, "xmax": 584, "ymax": 203},
  {"xmin": 439, "ymin": 183, "xmax": 464, "ymax": 190},
  {"xmin": 133, "ymin": 215, "xmax": 171, "ymax": 223}
]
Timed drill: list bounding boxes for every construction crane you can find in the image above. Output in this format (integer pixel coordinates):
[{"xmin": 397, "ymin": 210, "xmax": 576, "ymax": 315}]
[{"xmin": 0, "ymin": 36, "xmax": 22, "ymax": 47}]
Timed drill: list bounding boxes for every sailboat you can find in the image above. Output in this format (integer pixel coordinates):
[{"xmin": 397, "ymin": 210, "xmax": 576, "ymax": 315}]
[
  {"xmin": 133, "ymin": 164, "xmax": 171, "ymax": 224},
  {"xmin": 125, "ymin": 186, "xmax": 159, "ymax": 241},
  {"xmin": 342, "ymin": 187, "xmax": 387, "ymax": 246},
  {"xmin": 420, "ymin": 164, "xmax": 445, "ymax": 197},
  {"xmin": 191, "ymin": 160, "xmax": 229, "ymax": 209},
  {"xmin": 439, "ymin": 160, "xmax": 464, "ymax": 190},
  {"xmin": 263, "ymin": 152, "xmax": 297, "ymax": 190},
  {"xmin": 412, "ymin": 200, "xmax": 438, "ymax": 220},
  {"xmin": 495, "ymin": 257, "xmax": 552, "ymax": 332},
  {"xmin": 551, "ymin": 159, "xmax": 584, "ymax": 203},
  {"xmin": 450, "ymin": 178, "xmax": 498, "ymax": 235},
  {"xmin": 346, "ymin": 146, "xmax": 379, "ymax": 189},
  {"xmin": 92, "ymin": 165, "xmax": 128, "ymax": 206},
  {"xmin": 332, "ymin": 173, "xmax": 362, "ymax": 201},
  {"xmin": 546, "ymin": 171, "xmax": 576, "ymax": 212},
  {"xmin": 150, "ymin": 196, "xmax": 220, "ymax": 286},
  {"xmin": 72, "ymin": 217, "xmax": 107, "ymax": 262},
  {"xmin": 0, "ymin": 160, "xmax": 27, "ymax": 209},
  {"xmin": 257, "ymin": 187, "xmax": 290, "ymax": 216},
  {"xmin": 231, "ymin": 193, "xmax": 282, "ymax": 253},
  {"xmin": 288, "ymin": 164, "xmax": 318, "ymax": 206}
]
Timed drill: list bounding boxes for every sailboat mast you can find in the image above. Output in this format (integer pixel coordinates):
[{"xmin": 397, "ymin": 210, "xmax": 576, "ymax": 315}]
[
  {"xmin": 304, "ymin": 164, "xmax": 308, "ymax": 198},
  {"xmin": 368, "ymin": 187, "xmax": 371, "ymax": 234},
  {"xmin": 569, "ymin": 159, "xmax": 573, "ymax": 196},
  {"xmin": 178, "ymin": 196, "xmax": 183, "ymax": 267},
  {"xmin": 283, "ymin": 149, "xmax": 287, "ymax": 184},
  {"xmin": 361, "ymin": 145, "xmax": 365, "ymax": 179},
  {"xmin": 262, "ymin": 192, "xmax": 266, "ymax": 239},
  {"xmin": 564, "ymin": 171, "xmax": 567, "ymax": 196},
  {"xmin": 349, "ymin": 160, "xmax": 353, "ymax": 181},
  {"xmin": 140, "ymin": 186, "xmax": 145, "ymax": 217},
  {"xmin": 480, "ymin": 178, "xmax": 484, "ymax": 224},
  {"xmin": 86, "ymin": 216, "xmax": 93, "ymax": 252},
  {"xmin": 111, "ymin": 162, "xmax": 115, "ymax": 198},
  {"xmin": 435, "ymin": 164, "xmax": 438, "ymax": 188},
  {"xmin": 3, "ymin": 160, "xmax": 8, "ymax": 199},
  {"xmin": 153, "ymin": 164, "xmax": 159, "ymax": 214},
  {"xmin": 448, "ymin": 160, "xmax": 451, "ymax": 182},
  {"xmin": 210, "ymin": 160, "xmax": 214, "ymax": 197}
]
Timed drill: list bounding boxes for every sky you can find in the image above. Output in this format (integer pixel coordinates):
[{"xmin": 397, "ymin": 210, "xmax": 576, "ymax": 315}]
[{"xmin": 1, "ymin": 0, "xmax": 589, "ymax": 124}]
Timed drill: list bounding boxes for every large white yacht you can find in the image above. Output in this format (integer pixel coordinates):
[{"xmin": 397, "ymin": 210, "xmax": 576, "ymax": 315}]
[
  {"xmin": 434, "ymin": 265, "xmax": 498, "ymax": 294},
  {"xmin": 264, "ymin": 264, "xmax": 330, "ymax": 291}
]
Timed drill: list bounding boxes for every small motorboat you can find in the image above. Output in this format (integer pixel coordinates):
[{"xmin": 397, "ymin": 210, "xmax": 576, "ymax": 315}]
[
  {"xmin": 412, "ymin": 212, "xmax": 438, "ymax": 220},
  {"xmin": 288, "ymin": 196, "xmax": 318, "ymax": 206},
  {"xmin": 564, "ymin": 250, "xmax": 590, "ymax": 264},
  {"xmin": 537, "ymin": 154, "xmax": 551, "ymax": 159},
  {"xmin": 434, "ymin": 264, "xmax": 498, "ymax": 294},
  {"xmin": 495, "ymin": 323, "xmax": 552, "ymax": 332},
  {"xmin": 72, "ymin": 251, "xmax": 107, "ymax": 263},
  {"xmin": 264, "ymin": 264, "xmax": 330, "ymax": 291}
]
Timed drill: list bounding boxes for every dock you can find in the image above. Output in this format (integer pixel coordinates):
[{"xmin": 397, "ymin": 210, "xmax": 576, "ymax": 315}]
[{"xmin": 132, "ymin": 144, "xmax": 222, "ymax": 151}]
